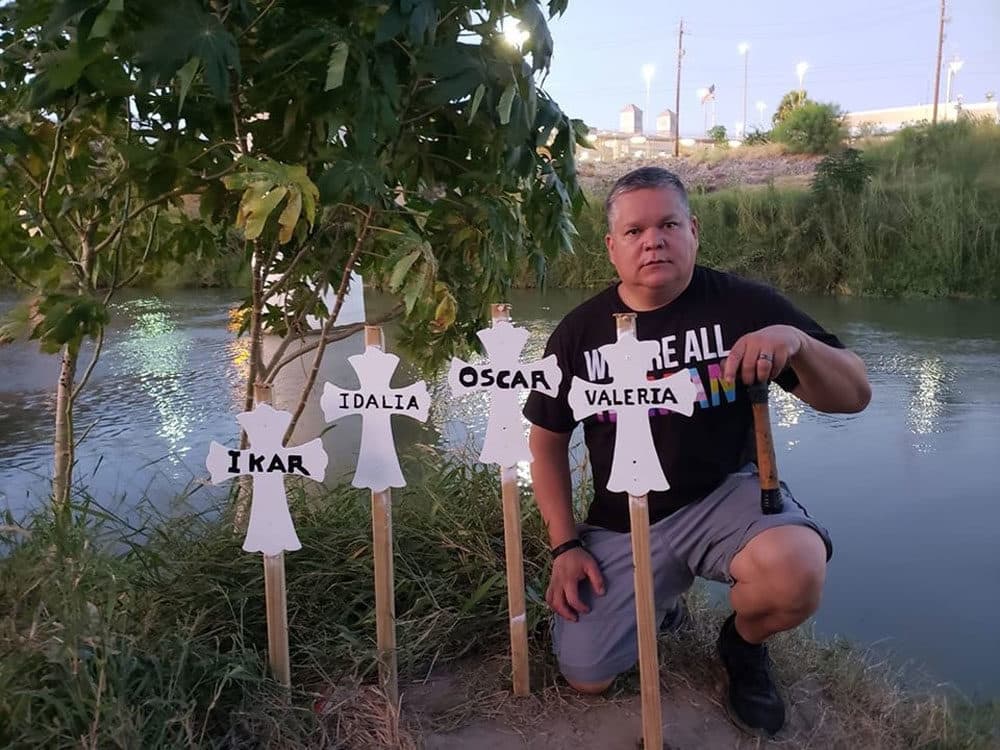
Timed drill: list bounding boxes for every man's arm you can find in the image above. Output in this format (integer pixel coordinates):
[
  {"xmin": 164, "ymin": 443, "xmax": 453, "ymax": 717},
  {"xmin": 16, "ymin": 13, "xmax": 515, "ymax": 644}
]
[
  {"xmin": 529, "ymin": 424, "xmax": 577, "ymax": 548},
  {"xmin": 529, "ymin": 424, "xmax": 605, "ymax": 621},
  {"xmin": 723, "ymin": 324, "xmax": 871, "ymax": 414}
]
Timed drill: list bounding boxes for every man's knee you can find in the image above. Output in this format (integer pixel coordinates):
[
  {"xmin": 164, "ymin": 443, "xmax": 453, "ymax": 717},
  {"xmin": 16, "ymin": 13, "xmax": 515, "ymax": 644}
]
[
  {"xmin": 564, "ymin": 675, "xmax": 616, "ymax": 695},
  {"xmin": 735, "ymin": 526, "xmax": 827, "ymax": 613}
]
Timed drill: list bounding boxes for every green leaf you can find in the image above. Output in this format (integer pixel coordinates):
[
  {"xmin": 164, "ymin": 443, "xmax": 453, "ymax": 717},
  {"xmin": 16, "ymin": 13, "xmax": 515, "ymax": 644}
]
[
  {"xmin": 325, "ymin": 42, "xmax": 349, "ymax": 92},
  {"xmin": 136, "ymin": 3, "xmax": 240, "ymax": 101},
  {"xmin": 276, "ymin": 188, "xmax": 302, "ymax": 245},
  {"xmin": 175, "ymin": 57, "xmax": 200, "ymax": 114},
  {"xmin": 244, "ymin": 186, "xmax": 288, "ymax": 240},
  {"xmin": 389, "ymin": 249, "xmax": 421, "ymax": 292},
  {"xmin": 467, "ymin": 84, "xmax": 486, "ymax": 124},
  {"xmin": 89, "ymin": 2, "xmax": 120, "ymax": 39},
  {"xmin": 498, "ymin": 83, "xmax": 516, "ymax": 126}
]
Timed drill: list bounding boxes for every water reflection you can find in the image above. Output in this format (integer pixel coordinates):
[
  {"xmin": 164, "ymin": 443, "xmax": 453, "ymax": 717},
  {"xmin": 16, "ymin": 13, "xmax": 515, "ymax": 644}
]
[
  {"xmin": 113, "ymin": 299, "xmax": 194, "ymax": 460},
  {"xmin": 772, "ymin": 385, "xmax": 805, "ymax": 429},
  {"xmin": 907, "ymin": 356, "xmax": 948, "ymax": 437}
]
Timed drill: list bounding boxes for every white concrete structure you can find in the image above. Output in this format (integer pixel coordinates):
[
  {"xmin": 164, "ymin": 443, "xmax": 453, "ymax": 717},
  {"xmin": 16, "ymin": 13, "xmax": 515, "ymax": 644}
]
[
  {"xmin": 656, "ymin": 110, "xmax": 677, "ymax": 137},
  {"xmin": 843, "ymin": 100, "xmax": 999, "ymax": 135},
  {"xmin": 620, "ymin": 104, "xmax": 643, "ymax": 135}
]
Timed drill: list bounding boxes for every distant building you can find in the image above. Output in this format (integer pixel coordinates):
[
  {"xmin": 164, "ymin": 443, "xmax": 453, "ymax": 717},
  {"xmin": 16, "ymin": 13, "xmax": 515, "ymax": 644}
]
[
  {"xmin": 843, "ymin": 100, "xmax": 999, "ymax": 134},
  {"xmin": 656, "ymin": 109, "xmax": 677, "ymax": 137},
  {"xmin": 619, "ymin": 104, "xmax": 643, "ymax": 134}
]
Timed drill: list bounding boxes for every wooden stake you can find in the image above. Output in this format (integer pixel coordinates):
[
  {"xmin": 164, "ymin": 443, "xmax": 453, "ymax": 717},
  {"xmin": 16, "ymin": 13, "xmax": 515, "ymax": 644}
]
[
  {"xmin": 492, "ymin": 303, "xmax": 530, "ymax": 697},
  {"xmin": 365, "ymin": 326, "xmax": 399, "ymax": 708},
  {"xmin": 614, "ymin": 313, "xmax": 663, "ymax": 750},
  {"xmin": 263, "ymin": 553, "xmax": 291, "ymax": 687},
  {"xmin": 748, "ymin": 382, "xmax": 784, "ymax": 515},
  {"xmin": 253, "ymin": 381, "xmax": 292, "ymax": 688}
]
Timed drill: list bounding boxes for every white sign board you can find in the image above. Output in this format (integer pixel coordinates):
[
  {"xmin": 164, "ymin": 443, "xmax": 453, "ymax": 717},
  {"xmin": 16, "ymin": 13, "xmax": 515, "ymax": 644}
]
[
  {"xmin": 448, "ymin": 320, "xmax": 562, "ymax": 468},
  {"xmin": 206, "ymin": 403, "xmax": 328, "ymax": 555},
  {"xmin": 320, "ymin": 345, "xmax": 430, "ymax": 492},
  {"xmin": 568, "ymin": 332, "xmax": 697, "ymax": 496}
]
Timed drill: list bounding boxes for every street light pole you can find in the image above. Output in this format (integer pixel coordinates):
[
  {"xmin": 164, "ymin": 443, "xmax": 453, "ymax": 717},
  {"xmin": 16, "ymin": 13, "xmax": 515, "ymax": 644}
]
[
  {"xmin": 756, "ymin": 100, "xmax": 766, "ymax": 129},
  {"xmin": 946, "ymin": 56, "xmax": 963, "ymax": 104},
  {"xmin": 796, "ymin": 60, "xmax": 809, "ymax": 103},
  {"xmin": 642, "ymin": 63, "xmax": 655, "ymax": 133},
  {"xmin": 739, "ymin": 43, "xmax": 749, "ymax": 138},
  {"xmin": 674, "ymin": 18, "xmax": 684, "ymax": 156}
]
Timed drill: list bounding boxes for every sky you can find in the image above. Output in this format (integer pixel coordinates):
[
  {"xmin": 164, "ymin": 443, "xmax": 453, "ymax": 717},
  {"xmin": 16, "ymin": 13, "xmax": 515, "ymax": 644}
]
[{"xmin": 539, "ymin": 0, "xmax": 1000, "ymax": 135}]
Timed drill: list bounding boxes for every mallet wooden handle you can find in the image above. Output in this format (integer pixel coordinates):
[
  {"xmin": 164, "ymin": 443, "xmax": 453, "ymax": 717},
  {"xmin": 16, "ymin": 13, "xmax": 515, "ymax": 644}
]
[{"xmin": 748, "ymin": 382, "xmax": 784, "ymax": 515}]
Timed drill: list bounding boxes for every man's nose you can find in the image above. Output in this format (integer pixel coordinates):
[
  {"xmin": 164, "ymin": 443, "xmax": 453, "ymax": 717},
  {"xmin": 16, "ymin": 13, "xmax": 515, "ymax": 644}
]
[{"xmin": 642, "ymin": 228, "xmax": 666, "ymax": 249}]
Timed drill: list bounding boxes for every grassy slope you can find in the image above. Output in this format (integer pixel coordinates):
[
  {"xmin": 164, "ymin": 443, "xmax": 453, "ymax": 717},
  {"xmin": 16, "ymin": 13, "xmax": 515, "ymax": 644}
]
[{"xmin": 2, "ymin": 451, "xmax": 996, "ymax": 748}]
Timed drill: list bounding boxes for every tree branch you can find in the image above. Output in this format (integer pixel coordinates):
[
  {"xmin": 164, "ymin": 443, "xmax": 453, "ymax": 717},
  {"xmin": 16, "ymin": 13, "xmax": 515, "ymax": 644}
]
[
  {"xmin": 238, "ymin": 0, "xmax": 279, "ymax": 39},
  {"xmin": 259, "ymin": 283, "xmax": 321, "ymax": 378},
  {"xmin": 269, "ymin": 303, "xmax": 404, "ymax": 382},
  {"xmin": 281, "ymin": 206, "xmax": 375, "ymax": 442},
  {"xmin": 0, "ymin": 256, "xmax": 33, "ymax": 288},
  {"xmin": 90, "ymin": 185, "xmax": 191, "ymax": 257},
  {"xmin": 117, "ymin": 206, "xmax": 160, "ymax": 288},
  {"xmin": 70, "ymin": 326, "xmax": 105, "ymax": 403}
]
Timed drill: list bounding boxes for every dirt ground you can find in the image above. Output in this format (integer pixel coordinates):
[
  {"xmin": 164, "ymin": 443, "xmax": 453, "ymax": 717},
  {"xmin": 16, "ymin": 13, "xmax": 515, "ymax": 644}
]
[{"xmin": 389, "ymin": 651, "xmax": 895, "ymax": 750}]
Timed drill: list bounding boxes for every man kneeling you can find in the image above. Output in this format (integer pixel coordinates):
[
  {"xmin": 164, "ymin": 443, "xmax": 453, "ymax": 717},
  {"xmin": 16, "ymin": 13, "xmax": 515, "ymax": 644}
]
[{"xmin": 523, "ymin": 167, "xmax": 870, "ymax": 736}]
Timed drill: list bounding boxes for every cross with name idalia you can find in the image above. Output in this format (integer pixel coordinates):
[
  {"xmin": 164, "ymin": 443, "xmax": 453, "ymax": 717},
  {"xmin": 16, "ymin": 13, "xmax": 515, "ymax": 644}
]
[{"xmin": 320, "ymin": 345, "xmax": 430, "ymax": 492}]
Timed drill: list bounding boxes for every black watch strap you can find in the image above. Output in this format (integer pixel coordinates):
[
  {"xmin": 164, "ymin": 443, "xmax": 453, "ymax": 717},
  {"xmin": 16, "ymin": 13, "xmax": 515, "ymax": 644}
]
[{"xmin": 550, "ymin": 538, "xmax": 584, "ymax": 560}]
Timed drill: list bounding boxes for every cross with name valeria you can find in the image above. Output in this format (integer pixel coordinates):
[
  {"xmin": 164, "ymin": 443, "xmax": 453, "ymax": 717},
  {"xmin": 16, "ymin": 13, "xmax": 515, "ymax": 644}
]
[
  {"xmin": 448, "ymin": 319, "xmax": 562, "ymax": 467},
  {"xmin": 206, "ymin": 403, "xmax": 328, "ymax": 556},
  {"xmin": 568, "ymin": 331, "xmax": 698, "ymax": 495},
  {"xmin": 321, "ymin": 345, "xmax": 430, "ymax": 492}
]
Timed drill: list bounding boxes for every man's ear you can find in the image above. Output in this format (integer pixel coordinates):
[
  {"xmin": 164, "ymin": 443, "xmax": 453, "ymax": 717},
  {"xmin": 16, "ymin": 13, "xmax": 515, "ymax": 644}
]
[
  {"xmin": 690, "ymin": 214, "xmax": 700, "ymax": 245},
  {"xmin": 605, "ymin": 231, "xmax": 614, "ymax": 261}
]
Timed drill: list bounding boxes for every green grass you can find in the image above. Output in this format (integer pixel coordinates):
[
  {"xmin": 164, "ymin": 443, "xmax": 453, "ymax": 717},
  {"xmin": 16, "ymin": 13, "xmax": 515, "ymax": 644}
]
[
  {"xmin": 541, "ymin": 118, "xmax": 1000, "ymax": 299},
  {"xmin": 2, "ymin": 452, "xmax": 997, "ymax": 748}
]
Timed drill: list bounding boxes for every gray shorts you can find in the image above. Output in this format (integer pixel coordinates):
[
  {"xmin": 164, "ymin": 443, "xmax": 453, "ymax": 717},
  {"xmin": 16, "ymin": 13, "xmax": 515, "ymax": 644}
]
[{"xmin": 552, "ymin": 465, "xmax": 834, "ymax": 684}]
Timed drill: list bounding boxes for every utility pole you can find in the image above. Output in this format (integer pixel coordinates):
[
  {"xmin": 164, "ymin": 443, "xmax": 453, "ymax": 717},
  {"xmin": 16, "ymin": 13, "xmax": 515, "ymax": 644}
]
[
  {"xmin": 674, "ymin": 18, "xmax": 684, "ymax": 157},
  {"xmin": 931, "ymin": 0, "xmax": 946, "ymax": 124}
]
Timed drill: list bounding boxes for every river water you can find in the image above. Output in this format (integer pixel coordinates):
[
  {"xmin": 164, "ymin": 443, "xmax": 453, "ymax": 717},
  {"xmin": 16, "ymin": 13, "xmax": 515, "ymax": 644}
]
[{"xmin": 1, "ymin": 287, "xmax": 998, "ymax": 700}]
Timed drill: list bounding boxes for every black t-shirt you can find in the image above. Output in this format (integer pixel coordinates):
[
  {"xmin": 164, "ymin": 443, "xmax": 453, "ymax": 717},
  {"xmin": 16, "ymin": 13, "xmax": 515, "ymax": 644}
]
[{"xmin": 523, "ymin": 265, "xmax": 844, "ymax": 532}]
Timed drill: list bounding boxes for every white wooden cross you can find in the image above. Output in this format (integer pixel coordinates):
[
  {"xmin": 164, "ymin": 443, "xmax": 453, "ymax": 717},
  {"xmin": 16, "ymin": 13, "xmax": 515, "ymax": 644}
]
[
  {"xmin": 206, "ymin": 403, "xmax": 328, "ymax": 556},
  {"xmin": 320, "ymin": 345, "xmax": 430, "ymax": 492},
  {"xmin": 447, "ymin": 319, "xmax": 562, "ymax": 468},
  {"xmin": 567, "ymin": 331, "xmax": 698, "ymax": 496}
]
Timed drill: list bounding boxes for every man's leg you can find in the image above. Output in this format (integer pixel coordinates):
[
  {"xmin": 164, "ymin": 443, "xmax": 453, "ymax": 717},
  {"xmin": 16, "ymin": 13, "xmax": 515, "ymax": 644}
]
[
  {"xmin": 664, "ymin": 467, "xmax": 833, "ymax": 736},
  {"xmin": 728, "ymin": 525, "xmax": 827, "ymax": 643},
  {"xmin": 552, "ymin": 521, "xmax": 694, "ymax": 694}
]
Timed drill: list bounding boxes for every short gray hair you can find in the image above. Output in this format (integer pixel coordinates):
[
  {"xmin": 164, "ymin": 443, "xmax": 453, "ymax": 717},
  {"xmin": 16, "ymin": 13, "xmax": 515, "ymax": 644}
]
[{"xmin": 604, "ymin": 167, "xmax": 690, "ymax": 228}]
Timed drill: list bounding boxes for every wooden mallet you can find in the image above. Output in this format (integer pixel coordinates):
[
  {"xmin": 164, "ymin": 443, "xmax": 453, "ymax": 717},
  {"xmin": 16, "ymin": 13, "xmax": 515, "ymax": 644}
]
[{"xmin": 748, "ymin": 381, "xmax": 784, "ymax": 515}]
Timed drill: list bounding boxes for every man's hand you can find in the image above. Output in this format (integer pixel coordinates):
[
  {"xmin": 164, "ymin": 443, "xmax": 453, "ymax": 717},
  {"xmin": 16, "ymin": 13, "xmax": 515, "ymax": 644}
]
[
  {"xmin": 546, "ymin": 547, "xmax": 606, "ymax": 622},
  {"xmin": 723, "ymin": 325, "xmax": 805, "ymax": 385}
]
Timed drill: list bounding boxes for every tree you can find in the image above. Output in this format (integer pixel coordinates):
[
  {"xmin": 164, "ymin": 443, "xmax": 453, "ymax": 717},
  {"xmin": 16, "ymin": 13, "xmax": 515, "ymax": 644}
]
[
  {"xmin": 772, "ymin": 102, "xmax": 845, "ymax": 154},
  {"xmin": 708, "ymin": 125, "xmax": 727, "ymax": 145},
  {"xmin": 142, "ymin": 0, "xmax": 587, "ymax": 444},
  {"xmin": 1, "ymin": 1, "xmax": 587, "ymax": 503},
  {"xmin": 0, "ymin": 1, "xmax": 221, "ymax": 508},
  {"xmin": 772, "ymin": 89, "xmax": 810, "ymax": 127}
]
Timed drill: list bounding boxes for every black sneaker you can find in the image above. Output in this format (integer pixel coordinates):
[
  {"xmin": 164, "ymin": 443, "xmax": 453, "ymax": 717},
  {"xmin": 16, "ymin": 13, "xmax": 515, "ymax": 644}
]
[{"xmin": 717, "ymin": 612, "xmax": 785, "ymax": 736}]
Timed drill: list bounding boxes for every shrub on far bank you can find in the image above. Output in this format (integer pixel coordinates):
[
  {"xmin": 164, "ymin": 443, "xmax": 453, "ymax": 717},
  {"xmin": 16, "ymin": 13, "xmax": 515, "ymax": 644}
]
[{"xmin": 773, "ymin": 102, "xmax": 845, "ymax": 154}]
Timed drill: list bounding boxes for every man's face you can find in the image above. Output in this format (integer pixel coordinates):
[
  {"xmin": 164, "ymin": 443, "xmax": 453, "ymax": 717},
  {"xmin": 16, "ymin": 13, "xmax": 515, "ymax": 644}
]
[{"xmin": 605, "ymin": 187, "xmax": 699, "ymax": 308}]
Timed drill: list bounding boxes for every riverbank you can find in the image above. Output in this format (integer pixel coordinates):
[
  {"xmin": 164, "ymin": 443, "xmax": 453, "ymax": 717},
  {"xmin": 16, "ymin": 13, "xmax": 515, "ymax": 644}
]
[
  {"xmin": 2, "ymin": 451, "xmax": 996, "ymax": 749},
  {"xmin": 541, "ymin": 119, "xmax": 1000, "ymax": 299}
]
